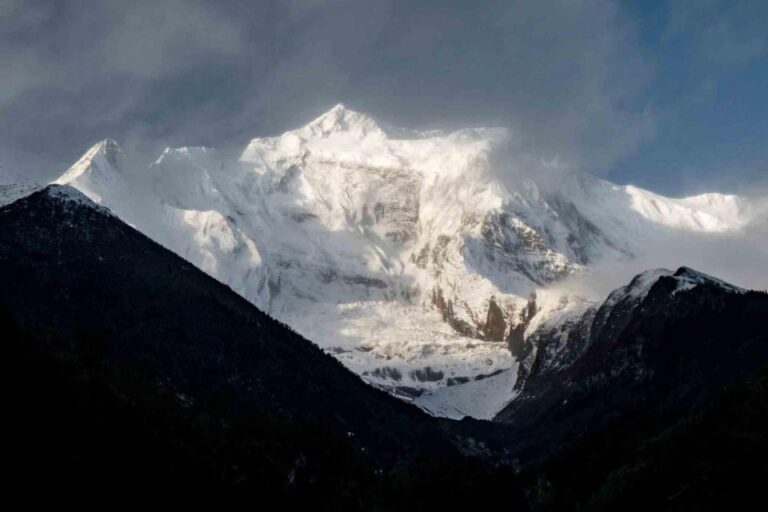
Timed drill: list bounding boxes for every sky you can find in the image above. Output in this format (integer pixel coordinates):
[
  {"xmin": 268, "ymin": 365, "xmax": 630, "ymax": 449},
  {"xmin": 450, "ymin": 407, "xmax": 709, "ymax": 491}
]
[{"xmin": 0, "ymin": 0, "xmax": 766, "ymax": 196}]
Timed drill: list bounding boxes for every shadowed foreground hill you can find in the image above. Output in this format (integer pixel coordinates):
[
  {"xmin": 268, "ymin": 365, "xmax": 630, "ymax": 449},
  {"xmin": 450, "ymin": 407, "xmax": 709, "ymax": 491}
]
[
  {"xmin": 520, "ymin": 367, "xmax": 768, "ymax": 511},
  {"xmin": 496, "ymin": 268, "xmax": 768, "ymax": 459},
  {"xmin": 492, "ymin": 268, "xmax": 768, "ymax": 510},
  {"xmin": 0, "ymin": 186, "xmax": 523, "ymax": 511}
]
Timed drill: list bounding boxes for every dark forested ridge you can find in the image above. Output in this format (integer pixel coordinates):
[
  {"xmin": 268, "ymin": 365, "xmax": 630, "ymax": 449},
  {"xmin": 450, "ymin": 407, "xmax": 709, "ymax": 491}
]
[
  {"xmin": 493, "ymin": 268, "xmax": 768, "ymax": 510},
  {"xmin": 0, "ymin": 186, "xmax": 523, "ymax": 510},
  {"xmin": 535, "ymin": 368, "xmax": 768, "ymax": 510},
  {"xmin": 495, "ymin": 269, "xmax": 768, "ymax": 459},
  {"xmin": 2, "ymin": 185, "xmax": 768, "ymax": 511}
]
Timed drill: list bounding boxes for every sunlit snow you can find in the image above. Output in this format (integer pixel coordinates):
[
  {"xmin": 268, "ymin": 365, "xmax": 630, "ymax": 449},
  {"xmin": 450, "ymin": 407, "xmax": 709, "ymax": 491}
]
[{"xmin": 40, "ymin": 105, "xmax": 763, "ymax": 418}]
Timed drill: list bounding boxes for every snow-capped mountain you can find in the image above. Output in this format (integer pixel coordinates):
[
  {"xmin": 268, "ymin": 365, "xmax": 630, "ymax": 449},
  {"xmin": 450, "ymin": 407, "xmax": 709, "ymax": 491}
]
[{"xmin": 45, "ymin": 105, "xmax": 762, "ymax": 418}]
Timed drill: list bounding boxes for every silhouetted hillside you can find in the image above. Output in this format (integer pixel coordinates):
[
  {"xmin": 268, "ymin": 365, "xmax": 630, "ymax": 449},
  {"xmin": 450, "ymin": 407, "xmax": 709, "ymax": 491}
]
[{"xmin": 0, "ymin": 186, "xmax": 523, "ymax": 510}]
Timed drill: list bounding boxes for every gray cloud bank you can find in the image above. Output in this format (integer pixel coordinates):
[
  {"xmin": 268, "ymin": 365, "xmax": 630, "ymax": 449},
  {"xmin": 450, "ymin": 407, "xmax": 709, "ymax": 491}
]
[{"xmin": 0, "ymin": 0, "xmax": 654, "ymax": 180}]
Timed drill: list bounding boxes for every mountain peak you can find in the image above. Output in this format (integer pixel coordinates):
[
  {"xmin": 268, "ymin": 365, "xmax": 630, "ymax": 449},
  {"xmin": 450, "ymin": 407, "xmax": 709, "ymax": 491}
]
[
  {"xmin": 329, "ymin": 102, "xmax": 347, "ymax": 114},
  {"xmin": 670, "ymin": 266, "xmax": 744, "ymax": 293},
  {"xmin": 301, "ymin": 103, "xmax": 385, "ymax": 139},
  {"xmin": 240, "ymin": 104, "xmax": 389, "ymax": 162},
  {"xmin": 80, "ymin": 138, "xmax": 124, "ymax": 171},
  {"xmin": 615, "ymin": 268, "xmax": 674, "ymax": 301},
  {"xmin": 607, "ymin": 267, "xmax": 743, "ymax": 309},
  {"xmin": 312, "ymin": 103, "xmax": 350, "ymax": 122},
  {"xmin": 94, "ymin": 138, "xmax": 123, "ymax": 164},
  {"xmin": 53, "ymin": 139, "xmax": 127, "ymax": 204},
  {"xmin": 673, "ymin": 266, "xmax": 709, "ymax": 278},
  {"xmin": 154, "ymin": 146, "xmax": 215, "ymax": 166},
  {"xmin": 56, "ymin": 139, "xmax": 125, "ymax": 185}
]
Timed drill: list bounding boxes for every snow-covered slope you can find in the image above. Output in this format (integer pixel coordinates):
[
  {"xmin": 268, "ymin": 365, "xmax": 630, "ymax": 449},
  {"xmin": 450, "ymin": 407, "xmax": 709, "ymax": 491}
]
[
  {"xmin": 53, "ymin": 139, "xmax": 126, "ymax": 204},
  {"xmin": 560, "ymin": 174, "xmax": 753, "ymax": 248},
  {"xmin": 47, "ymin": 105, "xmax": 762, "ymax": 419}
]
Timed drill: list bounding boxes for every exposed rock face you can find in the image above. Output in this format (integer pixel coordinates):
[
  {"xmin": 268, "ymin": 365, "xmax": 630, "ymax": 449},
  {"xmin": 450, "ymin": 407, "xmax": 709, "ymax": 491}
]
[
  {"xmin": 507, "ymin": 294, "xmax": 539, "ymax": 358},
  {"xmin": 410, "ymin": 367, "xmax": 445, "ymax": 382},
  {"xmin": 476, "ymin": 212, "xmax": 577, "ymax": 285},
  {"xmin": 483, "ymin": 297, "xmax": 507, "ymax": 341},
  {"xmin": 431, "ymin": 286, "xmax": 475, "ymax": 337}
]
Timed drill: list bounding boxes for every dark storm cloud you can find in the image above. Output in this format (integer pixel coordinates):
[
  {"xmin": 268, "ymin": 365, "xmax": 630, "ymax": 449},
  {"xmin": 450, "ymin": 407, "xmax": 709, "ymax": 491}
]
[{"xmin": 1, "ymin": 0, "xmax": 654, "ymax": 180}]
